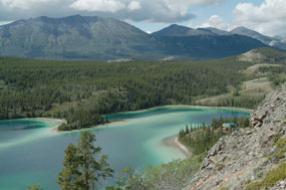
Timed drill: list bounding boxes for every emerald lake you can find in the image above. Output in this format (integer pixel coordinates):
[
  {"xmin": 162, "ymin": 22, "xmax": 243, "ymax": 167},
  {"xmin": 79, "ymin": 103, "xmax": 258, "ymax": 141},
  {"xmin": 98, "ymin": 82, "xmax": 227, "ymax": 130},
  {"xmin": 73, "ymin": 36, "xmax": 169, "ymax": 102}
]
[{"xmin": 0, "ymin": 106, "xmax": 250, "ymax": 190}]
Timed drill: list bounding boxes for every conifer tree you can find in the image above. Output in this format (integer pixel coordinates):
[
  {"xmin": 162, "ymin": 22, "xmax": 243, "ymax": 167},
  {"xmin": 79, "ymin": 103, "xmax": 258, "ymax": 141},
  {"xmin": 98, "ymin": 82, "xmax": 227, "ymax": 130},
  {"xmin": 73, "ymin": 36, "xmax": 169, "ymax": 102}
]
[
  {"xmin": 27, "ymin": 184, "xmax": 42, "ymax": 190},
  {"xmin": 58, "ymin": 144, "xmax": 79, "ymax": 190},
  {"xmin": 77, "ymin": 132, "xmax": 113, "ymax": 190},
  {"xmin": 58, "ymin": 131, "xmax": 113, "ymax": 190}
]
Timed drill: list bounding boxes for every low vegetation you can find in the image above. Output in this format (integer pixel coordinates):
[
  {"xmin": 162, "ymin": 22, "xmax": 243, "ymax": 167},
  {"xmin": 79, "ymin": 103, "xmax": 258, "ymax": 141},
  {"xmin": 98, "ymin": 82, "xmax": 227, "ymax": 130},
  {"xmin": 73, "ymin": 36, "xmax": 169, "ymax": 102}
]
[
  {"xmin": 245, "ymin": 162, "xmax": 286, "ymax": 190},
  {"xmin": 245, "ymin": 136, "xmax": 286, "ymax": 190},
  {"xmin": 106, "ymin": 153, "xmax": 206, "ymax": 190},
  {"xmin": 267, "ymin": 137, "xmax": 286, "ymax": 162},
  {"xmin": 272, "ymin": 137, "xmax": 286, "ymax": 161}
]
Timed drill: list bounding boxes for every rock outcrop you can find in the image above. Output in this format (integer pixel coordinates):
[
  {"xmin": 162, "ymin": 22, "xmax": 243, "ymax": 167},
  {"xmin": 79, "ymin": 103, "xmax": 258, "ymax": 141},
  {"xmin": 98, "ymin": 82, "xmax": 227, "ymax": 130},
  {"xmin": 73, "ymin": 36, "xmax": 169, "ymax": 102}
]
[{"xmin": 184, "ymin": 85, "xmax": 286, "ymax": 190}]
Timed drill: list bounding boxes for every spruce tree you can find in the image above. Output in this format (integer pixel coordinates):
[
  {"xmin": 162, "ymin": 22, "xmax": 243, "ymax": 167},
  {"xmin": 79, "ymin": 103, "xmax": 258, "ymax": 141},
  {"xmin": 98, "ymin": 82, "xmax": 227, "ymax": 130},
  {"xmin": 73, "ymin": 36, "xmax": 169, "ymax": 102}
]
[
  {"xmin": 27, "ymin": 184, "xmax": 42, "ymax": 190},
  {"xmin": 58, "ymin": 131, "xmax": 113, "ymax": 190},
  {"xmin": 58, "ymin": 144, "xmax": 79, "ymax": 190},
  {"xmin": 77, "ymin": 132, "xmax": 113, "ymax": 190}
]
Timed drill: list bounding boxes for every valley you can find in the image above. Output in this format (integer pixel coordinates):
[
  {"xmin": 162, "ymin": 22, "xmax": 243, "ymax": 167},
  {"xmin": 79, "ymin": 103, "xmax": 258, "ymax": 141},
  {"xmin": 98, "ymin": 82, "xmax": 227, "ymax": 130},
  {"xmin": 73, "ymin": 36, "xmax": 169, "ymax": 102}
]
[
  {"xmin": 0, "ymin": 47, "xmax": 285, "ymax": 189},
  {"xmin": 0, "ymin": 0, "xmax": 286, "ymax": 189}
]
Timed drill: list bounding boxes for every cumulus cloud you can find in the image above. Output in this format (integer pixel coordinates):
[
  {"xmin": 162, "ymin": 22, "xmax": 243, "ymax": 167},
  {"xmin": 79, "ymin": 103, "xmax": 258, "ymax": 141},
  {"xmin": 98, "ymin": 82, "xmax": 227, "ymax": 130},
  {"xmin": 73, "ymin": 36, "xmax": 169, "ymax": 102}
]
[
  {"xmin": 70, "ymin": 0, "xmax": 125, "ymax": 13},
  {"xmin": 0, "ymin": 0, "xmax": 222, "ymax": 22},
  {"xmin": 1, "ymin": 0, "xmax": 50, "ymax": 9},
  {"xmin": 0, "ymin": 21, "xmax": 12, "ymax": 26},
  {"xmin": 127, "ymin": 1, "xmax": 141, "ymax": 11},
  {"xmin": 197, "ymin": 0, "xmax": 286, "ymax": 37},
  {"xmin": 199, "ymin": 15, "xmax": 229, "ymax": 30},
  {"xmin": 234, "ymin": 0, "xmax": 286, "ymax": 36},
  {"xmin": 70, "ymin": 0, "xmax": 223, "ymax": 22}
]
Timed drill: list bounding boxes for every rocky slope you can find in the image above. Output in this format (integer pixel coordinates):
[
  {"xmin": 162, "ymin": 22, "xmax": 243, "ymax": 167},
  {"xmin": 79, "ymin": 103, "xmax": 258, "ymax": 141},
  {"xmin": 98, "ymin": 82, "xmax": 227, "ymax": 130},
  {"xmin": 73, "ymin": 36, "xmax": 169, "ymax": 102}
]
[{"xmin": 184, "ymin": 85, "xmax": 286, "ymax": 190}]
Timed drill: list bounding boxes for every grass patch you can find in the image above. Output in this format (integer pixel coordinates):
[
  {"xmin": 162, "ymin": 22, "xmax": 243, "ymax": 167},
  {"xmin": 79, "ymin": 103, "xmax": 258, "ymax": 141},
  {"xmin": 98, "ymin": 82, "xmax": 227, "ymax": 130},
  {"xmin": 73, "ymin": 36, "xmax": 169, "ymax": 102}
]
[
  {"xmin": 194, "ymin": 89, "xmax": 267, "ymax": 109},
  {"xmin": 273, "ymin": 137, "xmax": 286, "ymax": 160},
  {"xmin": 245, "ymin": 162, "xmax": 286, "ymax": 190}
]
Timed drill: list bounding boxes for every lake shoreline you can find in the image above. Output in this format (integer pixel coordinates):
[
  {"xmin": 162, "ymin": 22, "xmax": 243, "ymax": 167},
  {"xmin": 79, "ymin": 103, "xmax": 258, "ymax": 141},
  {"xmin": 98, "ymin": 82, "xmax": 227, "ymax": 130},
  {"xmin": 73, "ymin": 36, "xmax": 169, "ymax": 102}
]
[
  {"xmin": 0, "ymin": 105, "xmax": 252, "ymax": 132},
  {"xmin": 14, "ymin": 104, "xmax": 251, "ymax": 164},
  {"xmin": 163, "ymin": 135, "xmax": 192, "ymax": 158},
  {"xmin": 0, "ymin": 106, "xmax": 250, "ymax": 156},
  {"xmin": 102, "ymin": 104, "xmax": 252, "ymax": 129},
  {"xmin": 0, "ymin": 117, "xmax": 66, "ymax": 150},
  {"xmin": 33, "ymin": 117, "xmax": 67, "ymax": 133},
  {"xmin": 106, "ymin": 104, "xmax": 253, "ymax": 116},
  {"xmin": 0, "ymin": 106, "xmax": 250, "ymax": 190}
]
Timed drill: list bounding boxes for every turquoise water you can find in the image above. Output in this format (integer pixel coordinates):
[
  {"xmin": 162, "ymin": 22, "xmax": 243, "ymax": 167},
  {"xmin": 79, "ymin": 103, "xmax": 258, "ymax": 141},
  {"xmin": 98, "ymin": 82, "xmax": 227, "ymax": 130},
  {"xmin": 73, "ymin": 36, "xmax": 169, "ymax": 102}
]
[{"xmin": 0, "ymin": 106, "xmax": 249, "ymax": 190}]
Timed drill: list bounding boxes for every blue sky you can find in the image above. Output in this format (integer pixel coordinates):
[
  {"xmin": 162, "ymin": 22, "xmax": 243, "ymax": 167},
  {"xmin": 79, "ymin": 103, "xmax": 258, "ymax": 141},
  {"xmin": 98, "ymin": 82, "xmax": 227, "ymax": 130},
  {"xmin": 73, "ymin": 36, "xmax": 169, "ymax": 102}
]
[{"xmin": 0, "ymin": 0, "xmax": 285, "ymax": 37}]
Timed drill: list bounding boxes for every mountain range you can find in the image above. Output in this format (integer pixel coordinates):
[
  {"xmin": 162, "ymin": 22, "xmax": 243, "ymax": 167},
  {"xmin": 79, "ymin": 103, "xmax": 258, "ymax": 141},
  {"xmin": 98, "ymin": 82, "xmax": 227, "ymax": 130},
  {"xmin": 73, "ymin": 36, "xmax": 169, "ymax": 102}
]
[
  {"xmin": 0, "ymin": 15, "xmax": 285, "ymax": 60},
  {"xmin": 231, "ymin": 26, "xmax": 286, "ymax": 50}
]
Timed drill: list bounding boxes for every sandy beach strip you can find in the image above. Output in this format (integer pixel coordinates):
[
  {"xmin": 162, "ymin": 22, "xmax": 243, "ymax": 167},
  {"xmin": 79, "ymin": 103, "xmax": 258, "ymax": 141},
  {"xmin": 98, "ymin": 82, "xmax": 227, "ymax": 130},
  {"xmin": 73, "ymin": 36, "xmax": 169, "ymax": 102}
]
[{"xmin": 163, "ymin": 135, "xmax": 192, "ymax": 158}]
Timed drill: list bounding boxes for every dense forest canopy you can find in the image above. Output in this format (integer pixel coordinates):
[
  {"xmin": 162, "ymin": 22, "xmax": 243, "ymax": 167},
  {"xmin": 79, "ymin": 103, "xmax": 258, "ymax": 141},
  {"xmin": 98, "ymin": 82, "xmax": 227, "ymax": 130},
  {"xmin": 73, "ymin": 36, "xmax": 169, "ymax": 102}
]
[{"xmin": 0, "ymin": 49, "xmax": 284, "ymax": 130}]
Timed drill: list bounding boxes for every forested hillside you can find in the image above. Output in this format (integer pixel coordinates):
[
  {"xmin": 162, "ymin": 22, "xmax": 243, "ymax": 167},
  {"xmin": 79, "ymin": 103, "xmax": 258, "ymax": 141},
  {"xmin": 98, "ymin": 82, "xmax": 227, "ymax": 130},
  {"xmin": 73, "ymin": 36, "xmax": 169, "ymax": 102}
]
[{"xmin": 0, "ymin": 48, "xmax": 284, "ymax": 130}]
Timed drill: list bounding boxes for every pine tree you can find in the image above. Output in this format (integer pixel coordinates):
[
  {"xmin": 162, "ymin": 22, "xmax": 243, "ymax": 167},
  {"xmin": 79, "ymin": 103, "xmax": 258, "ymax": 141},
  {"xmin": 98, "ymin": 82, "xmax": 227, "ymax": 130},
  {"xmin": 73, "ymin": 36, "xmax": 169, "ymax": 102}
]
[
  {"xmin": 77, "ymin": 132, "xmax": 113, "ymax": 190},
  {"xmin": 185, "ymin": 125, "xmax": 189, "ymax": 134},
  {"xmin": 58, "ymin": 144, "xmax": 79, "ymax": 190},
  {"xmin": 27, "ymin": 184, "xmax": 42, "ymax": 190},
  {"xmin": 58, "ymin": 131, "xmax": 113, "ymax": 190}
]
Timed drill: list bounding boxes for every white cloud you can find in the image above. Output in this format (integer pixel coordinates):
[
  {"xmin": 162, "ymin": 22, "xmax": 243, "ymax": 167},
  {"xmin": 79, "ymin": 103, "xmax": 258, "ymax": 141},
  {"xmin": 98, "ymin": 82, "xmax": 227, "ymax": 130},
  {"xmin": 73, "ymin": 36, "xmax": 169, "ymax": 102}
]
[
  {"xmin": 234, "ymin": 0, "xmax": 286, "ymax": 36},
  {"xmin": 127, "ymin": 1, "xmax": 141, "ymax": 11},
  {"xmin": 197, "ymin": 0, "xmax": 286, "ymax": 37},
  {"xmin": 69, "ymin": 0, "xmax": 222, "ymax": 22},
  {"xmin": 0, "ymin": 0, "xmax": 223, "ymax": 23},
  {"xmin": 0, "ymin": 21, "xmax": 13, "ymax": 26},
  {"xmin": 1, "ymin": 0, "xmax": 285, "ymax": 37},
  {"xmin": 1, "ymin": 0, "xmax": 58, "ymax": 9},
  {"xmin": 70, "ymin": 0, "xmax": 125, "ymax": 13},
  {"xmin": 200, "ymin": 15, "xmax": 229, "ymax": 30}
]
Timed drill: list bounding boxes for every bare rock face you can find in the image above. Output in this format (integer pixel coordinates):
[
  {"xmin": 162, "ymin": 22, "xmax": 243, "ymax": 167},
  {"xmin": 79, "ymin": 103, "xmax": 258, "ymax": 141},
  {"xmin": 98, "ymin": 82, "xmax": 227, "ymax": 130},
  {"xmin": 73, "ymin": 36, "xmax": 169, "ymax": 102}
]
[
  {"xmin": 184, "ymin": 85, "xmax": 286, "ymax": 190},
  {"xmin": 270, "ymin": 180, "xmax": 286, "ymax": 190}
]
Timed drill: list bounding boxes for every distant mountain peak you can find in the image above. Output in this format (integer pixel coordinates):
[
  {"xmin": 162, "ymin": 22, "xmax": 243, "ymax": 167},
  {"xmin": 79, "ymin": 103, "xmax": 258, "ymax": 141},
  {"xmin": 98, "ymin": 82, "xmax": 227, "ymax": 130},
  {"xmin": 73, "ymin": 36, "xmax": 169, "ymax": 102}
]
[
  {"xmin": 0, "ymin": 15, "xmax": 271, "ymax": 60},
  {"xmin": 152, "ymin": 24, "xmax": 217, "ymax": 37},
  {"xmin": 230, "ymin": 26, "xmax": 286, "ymax": 50},
  {"xmin": 168, "ymin": 24, "xmax": 190, "ymax": 29},
  {"xmin": 231, "ymin": 26, "xmax": 265, "ymax": 38},
  {"xmin": 232, "ymin": 26, "xmax": 249, "ymax": 31},
  {"xmin": 152, "ymin": 24, "xmax": 192, "ymax": 36},
  {"xmin": 197, "ymin": 27, "xmax": 230, "ymax": 36}
]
